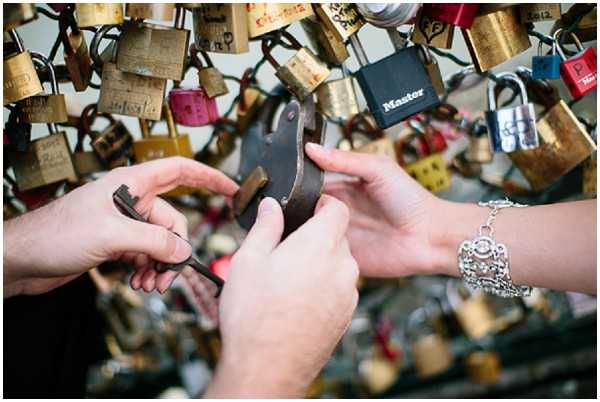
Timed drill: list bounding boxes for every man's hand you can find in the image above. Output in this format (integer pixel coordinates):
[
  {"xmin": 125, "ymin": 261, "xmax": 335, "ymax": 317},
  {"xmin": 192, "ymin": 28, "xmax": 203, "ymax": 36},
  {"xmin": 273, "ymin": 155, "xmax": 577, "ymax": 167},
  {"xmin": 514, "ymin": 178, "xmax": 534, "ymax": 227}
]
[
  {"xmin": 206, "ymin": 196, "xmax": 359, "ymax": 398},
  {"xmin": 305, "ymin": 143, "xmax": 449, "ymax": 277},
  {"xmin": 3, "ymin": 157, "xmax": 239, "ymax": 298}
]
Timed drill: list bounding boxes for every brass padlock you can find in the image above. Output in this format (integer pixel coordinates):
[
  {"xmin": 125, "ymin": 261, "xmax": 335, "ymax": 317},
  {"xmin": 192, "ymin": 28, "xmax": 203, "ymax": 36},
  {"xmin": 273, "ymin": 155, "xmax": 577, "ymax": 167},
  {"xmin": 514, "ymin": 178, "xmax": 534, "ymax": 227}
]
[
  {"xmin": 116, "ymin": 9, "xmax": 190, "ymax": 81},
  {"xmin": 18, "ymin": 52, "xmax": 68, "ymax": 124},
  {"xmin": 246, "ymin": 3, "xmax": 314, "ymax": 38},
  {"xmin": 98, "ymin": 62, "xmax": 166, "ymax": 121},
  {"xmin": 263, "ymin": 31, "xmax": 331, "ymax": 101},
  {"xmin": 411, "ymin": 7, "xmax": 454, "ymax": 49},
  {"xmin": 133, "ymin": 104, "xmax": 195, "ymax": 196},
  {"xmin": 301, "ymin": 15, "xmax": 350, "ymax": 65},
  {"xmin": 465, "ymin": 351, "xmax": 501, "ymax": 384},
  {"xmin": 236, "ymin": 68, "xmax": 266, "ymax": 133},
  {"xmin": 3, "ymin": 30, "xmax": 43, "ymax": 105},
  {"xmin": 60, "ymin": 8, "xmax": 93, "ymax": 91},
  {"xmin": 10, "ymin": 125, "xmax": 78, "ymax": 192},
  {"xmin": 411, "ymin": 333, "xmax": 453, "ymax": 378},
  {"xmin": 191, "ymin": 46, "xmax": 229, "ymax": 98},
  {"xmin": 316, "ymin": 65, "xmax": 359, "ymax": 120},
  {"xmin": 314, "ymin": 3, "xmax": 365, "ymax": 42},
  {"xmin": 198, "ymin": 118, "xmax": 237, "ymax": 168},
  {"xmin": 126, "ymin": 3, "xmax": 175, "ymax": 21},
  {"xmin": 463, "ymin": 6, "xmax": 531, "ymax": 72},
  {"xmin": 75, "ymin": 3, "xmax": 124, "ymax": 28},
  {"xmin": 419, "ymin": 45, "xmax": 445, "ymax": 98},
  {"xmin": 360, "ymin": 354, "xmax": 400, "ymax": 395},
  {"xmin": 465, "ymin": 118, "xmax": 493, "ymax": 164},
  {"xmin": 192, "ymin": 4, "xmax": 249, "ymax": 54},
  {"xmin": 448, "ymin": 281, "xmax": 496, "ymax": 339},
  {"xmin": 520, "ymin": 4, "xmax": 561, "ymax": 23},
  {"xmin": 509, "ymin": 100, "xmax": 596, "ymax": 191},
  {"xmin": 72, "ymin": 125, "xmax": 105, "ymax": 180},
  {"xmin": 4, "ymin": 3, "xmax": 38, "ymax": 31}
]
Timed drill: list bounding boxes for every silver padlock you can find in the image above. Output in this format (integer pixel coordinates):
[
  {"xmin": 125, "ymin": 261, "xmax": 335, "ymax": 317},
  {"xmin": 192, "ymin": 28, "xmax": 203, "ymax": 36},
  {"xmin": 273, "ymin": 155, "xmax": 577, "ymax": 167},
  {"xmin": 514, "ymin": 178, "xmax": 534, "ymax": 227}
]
[{"xmin": 485, "ymin": 72, "xmax": 539, "ymax": 153}]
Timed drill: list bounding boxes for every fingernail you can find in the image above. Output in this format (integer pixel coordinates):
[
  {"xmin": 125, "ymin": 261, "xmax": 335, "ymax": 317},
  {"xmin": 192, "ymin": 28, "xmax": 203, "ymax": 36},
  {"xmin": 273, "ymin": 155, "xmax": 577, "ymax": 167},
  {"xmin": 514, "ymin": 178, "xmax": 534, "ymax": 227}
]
[
  {"xmin": 306, "ymin": 143, "xmax": 324, "ymax": 153},
  {"xmin": 257, "ymin": 197, "xmax": 276, "ymax": 219},
  {"xmin": 174, "ymin": 238, "xmax": 192, "ymax": 261}
]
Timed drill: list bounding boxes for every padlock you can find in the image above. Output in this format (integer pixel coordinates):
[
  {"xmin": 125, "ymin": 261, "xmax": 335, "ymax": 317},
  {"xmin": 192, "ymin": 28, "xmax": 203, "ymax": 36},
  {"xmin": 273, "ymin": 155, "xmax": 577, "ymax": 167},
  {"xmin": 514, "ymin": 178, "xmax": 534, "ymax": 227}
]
[
  {"xmin": 531, "ymin": 37, "xmax": 561, "ymax": 80},
  {"xmin": 246, "ymin": 3, "xmax": 314, "ymax": 38},
  {"xmin": 236, "ymin": 68, "xmax": 266, "ymax": 132},
  {"xmin": 355, "ymin": 3, "xmax": 421, "ymax": 28},
  {"xmin": 421, "ymin": 3, "xmax": 479, "ymax": 29},
  {"xmin": 10, "ymin": 124, "xmax": 77, "ymax": 192},
  {"xmin": 133, "ymin": 104, "xmax": 195, "ymax": 197},
  {"xmin": 4, "ymin": 108, "xmax": 32, "ymax": 153},
  {"xmin": 59, "ymin": 9, "xmax": 93, "ymax": 92},
  {"xmin": 313, "ymin": 3, "xmax": 365, "ymax": 42},
  {"xmin": 350, "ymin": 32, "xmax": 440, "ymax": 129},
  {"xmin": 485, "ymin": 72, "xmax": 539, "ymax": 153},
  {"xmin": 555, "ymin": 29, "xmax": 597, "ymax": 99},
  {"xmin": 359, "ymin": 354, "xmax": 400, "ymax": 395},
  {"xmin": 465, "ymin": 351, "xmax": 501, "ymax": 384},
  {"xmin": 411, "ymin": 6, "xmax": 454, "ymax": 49},
  {"xmin": 197, "ymin": 118, "xmax": 237, "ymax": 168},
  {"xmin": 3, "ymin": 30, "xmax": 43, "ymax": 105},
  {"xmin": 192, "ymin": 4, "xmax": 249, "ymax": 54},
  {"xmin": 300, "ymin": 15, "xmax": 350, "ymax": 66},
  {"xmin": 75, "ymin": 3, "xmax": 124, "ymax": 27},
  {"xmin": 520, "ymin": 4, "xmax": 561, "ymax": 23},
  {"xmin": 17, "ymin": 52, "xmax": 68, "ymax": 124},
  {"xmin": 125, "ymin": 3, "xmax": 175, "ymax": 21},
  {"xmin": 4, "ymin": 3, "xmax": 38, "ymax": 31},
  {"xmin": 263, "ymin": 31, "xmax": 330, "ymax": 101},
  {"xmin": 418, "ymin": 45, "xmax": 445, "ymax": 98},
  {"xmin": 72, "ymin": 121, "xmax": 105, "ymax": 180},
  {"xmin": 411, "ymin": 333, "xmax": 452, "ymax": 378},
  {"xmin": 551, "ymin": 4, "xmax": 596, "ymax": 44},
  {"xmin": 509, "ymin": 100, "xmax": 596, "ymax": 190},
  {"xmin": 342, "ymin": 113, "xmax": 396, "ymax": 159},
  {"xmin": 116, "ymin": 8, "xmax": 190, "ymax": 81},
  {"xmin": 465, "ymin": 119, "xmax": 493, "ymax": 164},
  {"xmin": 463, "ymin": 6, "xmax": 531, "ymax": 72},
  {"xmin": 169, "ymin": 85, "xmax": 219, "ymax": 127},
  {"xmin": 191, "ymin": 46, "xmax": 229, "ymax": 98},
  {"xmin": 447, "ymin": 281, "xmax": 496, "ymax": 339},
  {"xmin": 316, "ymin": 64, "xmax": 359, "ymax": 120}
]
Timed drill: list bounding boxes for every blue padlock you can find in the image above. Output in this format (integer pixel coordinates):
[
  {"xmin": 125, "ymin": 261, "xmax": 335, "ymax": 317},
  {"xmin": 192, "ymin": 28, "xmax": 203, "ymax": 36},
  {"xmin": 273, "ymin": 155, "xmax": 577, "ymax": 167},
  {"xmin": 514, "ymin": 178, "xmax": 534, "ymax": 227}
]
[{"xmin": 532, "ymin": 37, "xmax": 561, "ymax": 80}]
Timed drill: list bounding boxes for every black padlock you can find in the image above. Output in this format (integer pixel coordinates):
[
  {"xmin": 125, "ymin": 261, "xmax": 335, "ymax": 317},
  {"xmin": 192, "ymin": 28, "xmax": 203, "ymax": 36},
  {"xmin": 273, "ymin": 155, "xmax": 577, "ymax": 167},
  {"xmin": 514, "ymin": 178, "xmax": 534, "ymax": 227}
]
[
  {"xmin": 350, "ymin": 30, "xmax": 440, "ymax": 129},
  {"xmin": 5, "ymin": 107, "xmax": 32, "ymax": 153}
]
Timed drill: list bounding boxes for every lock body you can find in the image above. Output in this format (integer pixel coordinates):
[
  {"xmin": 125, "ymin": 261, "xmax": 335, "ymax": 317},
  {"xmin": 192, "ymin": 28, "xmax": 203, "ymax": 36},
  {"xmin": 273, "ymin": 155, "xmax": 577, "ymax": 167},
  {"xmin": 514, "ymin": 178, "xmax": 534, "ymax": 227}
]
[
  {"xmin": 3, "ymin": 51, "xmax": 43, "ymax": 105},
  {"xmin": 192, "ymin": 4, "xmax": 249, "ymax": 54},
  {"xmin": 520, "ymin": 4, "xmax": 561, "ymax": 23},
  {"xmin": 73, "ymin": 151, "xmax": 104, "ymax": 178},
  {"xmin": 455, "ymin": 295, "xmax": 496, "ymax": 338},
  {"xmin": 75, "ymin": 4, "xmax": 124, "ymax": 27},
  {"xmin": 276, "ymin": 47, "xmax": 331, "ymax": 101},
  {"xmin": 18, "ymin": 95, "xmax": 68, "ymax": 123},
  {"xmin": 509, "ymin": 100, "xmax": 596, "ymax": 190},
  {"xmin": 314, "ymin": 3, "xmax": 364, "ymax": 42},
  {"xmin": 485, "ymin": 104, "xmax": 538, "ymax": 153},
  {"xmin": 10, "ymin": 131, "xmax": 77, "ymax": 192},
  {"xmin": 91, "ymin": 121, "xmax": 134, "ymax": 169},
  {"xmin": 404, "ymin": 153, "xmax": 451, "ymax": 193},
  {"xmin": 198, "ymin": 67, "xmax": 229, "ymax": 98},
  {"xmin": 117, "ymin": 21, "xmax": 190, "ymax": 81},
  {"xmin": 465, "ymin": 136, "xmax": 493, "ymax": 163},
  {"xmin": 98, "ymin": 63, "xmax": 166, "ymax": 121},
  {"xmin": 301, "ymin": 17, "xmax": 350, "ymax": 65},
  {"xmin": 64, "ymin": 31, "xmax": 93, "ymax": 92},
  {"xmin": 355, "ymin": 46, "xmax": 440, "ymax": 129},
  {"xmin": 169, "ymin": 87, "xmax": 219, "ymax": 127},
  {"xmin": 246, "ymin": 3, "xmax": 314, "ymax": 38},
  {"xmin": 560, "ymin": 47, "xmax": 597, "ymax": 99},
  {"xmin": 126, "ymin": 4, "xmax": 174, "ymax": 21},
  {"xmin": 463, "ymin": 7, "xmax": 531, "ymax": 72},
  {"xmin": 422, "ymin": 3, "xmax": 479, "ymax": 29},
  {"xmin": 532, "ymin": 54, "xmax": 561, "ymax": 80},
  {"xmin": 465, "ymin": 351, "xmax": 501, "ymax": 384},
  {"xmin": 316, "ymin": 77, "xmax": 359, "ymax": 119},
  {"xmin": 411, "ymin": 333, "xmax": 453, "ymax": 378},
  {"xmin": 411, "ymin": 8, "xmax": 454, "ymax": 49}
]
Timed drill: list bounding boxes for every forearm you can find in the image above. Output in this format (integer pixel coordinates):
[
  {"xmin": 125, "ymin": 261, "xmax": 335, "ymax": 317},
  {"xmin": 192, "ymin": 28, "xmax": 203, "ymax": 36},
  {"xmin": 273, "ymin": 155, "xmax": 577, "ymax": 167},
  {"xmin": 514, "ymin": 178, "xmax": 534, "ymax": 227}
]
[{"xmin": 430, "ymin": 199, "xmax": 596, "ymax": 295}]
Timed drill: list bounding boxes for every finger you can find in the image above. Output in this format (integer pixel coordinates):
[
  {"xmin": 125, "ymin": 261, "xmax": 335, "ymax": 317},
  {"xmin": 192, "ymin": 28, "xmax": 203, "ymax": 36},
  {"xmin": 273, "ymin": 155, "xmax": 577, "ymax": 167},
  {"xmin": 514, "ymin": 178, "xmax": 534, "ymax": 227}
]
[
  {"xmin": 237, "ymin": 197, "xmax": 284, "ymax": 257},
  {"xmin": 306, "ymin": 143, "xmax": 396, "ymax": 183},
  {"xmin": 108, "ymin": 157, "xmax": 239, "ymax": 198},
  {"xmin": 141, "ymin": 267, "xmax": 158, "ymax": 292}
]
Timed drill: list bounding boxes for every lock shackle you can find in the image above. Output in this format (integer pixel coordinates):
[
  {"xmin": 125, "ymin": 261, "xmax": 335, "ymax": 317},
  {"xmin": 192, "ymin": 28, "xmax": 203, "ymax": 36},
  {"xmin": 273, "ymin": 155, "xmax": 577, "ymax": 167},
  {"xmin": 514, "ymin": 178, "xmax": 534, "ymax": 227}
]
[
  {"xmin": 487, "ymin": 72, "xmax": 528, "ymax": 111},
  {"xmin": 537, "ymin": 35, "xmax": 556, "ymax": 57},
  {"xmin": 81, "ymin": 103, "xmax": 117, "ymax": 139},
  {"xmin": 190, "ymin": 44, "xmax": 213, "ymax": 69},
  {"xmin": 8, "ymin": 29, "xmax": 25, "ymax": 53},
  {"xmin": 174, "ymin": 5, "xmax": 186, "ymax": 29},
  {"xmin": 261, "ymin": 30, "xmax": 303, "ymax": 69},
  {"xmin": 553, "ymin": 28, "xmax": 584, "ymax": 61},
  {"xmin": 342, "ymin": 113, "xmax": 384, "ymax": 148},
  {"xmin": 418, "ymin": 44, "xmax": 434, "ymax": 64},
  {"xmin": 90, "ymin": 24, "xmax": 119, "ymax": 69},
  {"xmin": 163, "ymin": 103, "xmax": 179, "ymax": 139},
  {"xmin": 30, "ymin": 51, "xmax": 60, "ymax": 95},
  {"xmin": 58, "ymin": 7, "xmax": 81, "ymax": 55},
  {"xmin": 238, "ymin": 68, "xmax": 254, "ymax": 112}
]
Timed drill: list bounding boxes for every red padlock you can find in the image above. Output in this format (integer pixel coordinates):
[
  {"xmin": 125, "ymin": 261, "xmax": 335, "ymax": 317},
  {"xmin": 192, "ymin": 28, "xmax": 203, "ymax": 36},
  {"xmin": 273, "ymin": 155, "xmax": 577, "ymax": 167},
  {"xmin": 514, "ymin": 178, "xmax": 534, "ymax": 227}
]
[
  {"xmin": 169, "ymin": 86, "xmax": 219, "ymax": 127},
  {"xmin": 556, "ymin": 29, "xmax": 597, "ymax": 99},
  {"xmin": 421, "ymin": 3, "xmax": 479, "ymax": 29}
]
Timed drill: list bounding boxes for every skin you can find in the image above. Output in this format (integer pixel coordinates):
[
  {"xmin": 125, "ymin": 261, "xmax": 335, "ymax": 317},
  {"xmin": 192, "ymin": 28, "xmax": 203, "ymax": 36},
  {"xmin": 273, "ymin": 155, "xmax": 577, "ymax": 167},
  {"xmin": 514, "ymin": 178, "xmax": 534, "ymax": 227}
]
[{"xmin": 305, "ymin": 142, "xmax": 597, "ymax": 295}]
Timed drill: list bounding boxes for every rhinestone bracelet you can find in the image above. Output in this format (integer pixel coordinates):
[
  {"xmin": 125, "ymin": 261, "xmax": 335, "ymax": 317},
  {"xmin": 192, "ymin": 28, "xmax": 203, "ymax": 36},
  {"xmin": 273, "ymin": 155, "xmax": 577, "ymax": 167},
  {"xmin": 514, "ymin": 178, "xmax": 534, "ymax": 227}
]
[{"xmin": 458, "ymin": 198, "xmax": 532, "ymax": 298}]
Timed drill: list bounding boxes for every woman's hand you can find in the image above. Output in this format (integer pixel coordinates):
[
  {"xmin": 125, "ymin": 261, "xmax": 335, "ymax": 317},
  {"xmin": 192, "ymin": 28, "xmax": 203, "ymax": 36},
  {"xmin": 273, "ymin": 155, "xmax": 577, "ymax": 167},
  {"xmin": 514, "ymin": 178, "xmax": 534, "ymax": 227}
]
[
  {"xmin": 306, "ymin": 143, "xmax": 450, "ymax": 278},
  {"xmin": 3, "ymin": 157, "xmax": 239, "ymax": 297}
]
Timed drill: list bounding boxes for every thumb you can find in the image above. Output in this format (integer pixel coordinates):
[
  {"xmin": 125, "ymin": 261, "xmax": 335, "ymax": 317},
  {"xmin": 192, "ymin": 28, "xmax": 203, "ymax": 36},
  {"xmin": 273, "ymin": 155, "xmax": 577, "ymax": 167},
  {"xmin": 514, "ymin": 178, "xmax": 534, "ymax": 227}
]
[
  {"xmin": 239, "ymin": 197, "xmax": 284, "ymax": 256},
  {"xmin": 115, "ymin": 218, "xmax": 192, "ymax": 263}
]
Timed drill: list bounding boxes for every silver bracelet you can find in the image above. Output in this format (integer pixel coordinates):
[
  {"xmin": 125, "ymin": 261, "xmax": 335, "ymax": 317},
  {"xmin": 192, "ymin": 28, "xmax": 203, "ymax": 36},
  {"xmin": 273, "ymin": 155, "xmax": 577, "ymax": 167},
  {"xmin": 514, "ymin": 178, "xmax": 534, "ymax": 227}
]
[{"xmin": 458, "ymin": 198, "xmax": 532, "ymax": 298}]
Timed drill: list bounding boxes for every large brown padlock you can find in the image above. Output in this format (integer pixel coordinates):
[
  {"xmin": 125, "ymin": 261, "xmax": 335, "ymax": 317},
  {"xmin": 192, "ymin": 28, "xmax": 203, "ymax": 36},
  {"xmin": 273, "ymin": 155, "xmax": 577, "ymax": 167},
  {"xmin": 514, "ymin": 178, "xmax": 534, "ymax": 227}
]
[
  {"xmin": 60, "ymin": 8, "xmax": 93, "ymax": 92},
  {"xmin": 316, "ymin": 65, "xmax": 359, "ymax": 120},
  {"xmin": 300, "ymin": 15, "xmax": 350, "ymax": 66},
  {"xmin": 463, "ymin": 6, "xmax": 531, "ymax": 72},
  {"xmin": 263, "ymin": 31, "xmax": 330, "ymax": 101},
  {"xmin": 191, "ymin": 46, "xmax": 229, "ymax": 98},
  {"xmin": 236, "ymin": 68, "xmax": 266, "ymax": 133},
  {"xmin": 18, "ymin": 52, "xmax": 68, "ymax": 124},
  {"xmin": 411, "ymin": 6, "xmax": 454, "ymax": 49},
  {"xmin": 313, "ymin": 3, "xmax": 365, "ymax": 42},
  {"xmin": 75, "ymin": 3, "xmax": 124, "ymax": 27},
  {"xmin": 192, "ymin": 4, "xmax": 249, "ymax": 54},
  {"xmin": 116, "ymin": 8, "xmax": 189, "ymax": 81},
  {"xmin": 3, "ymin": 30, "xmax": 43, "ymax": 105},
  {"xmin": 125, "ymin": 3, "xmax": 175, "ymax": 21},
  {"xmin": 4, "ymin": 3, "xmax": 38, "ymax": 31},
  {"xmin": 246, "ymin": 3, "xmax": 314, "ymax": 38}
]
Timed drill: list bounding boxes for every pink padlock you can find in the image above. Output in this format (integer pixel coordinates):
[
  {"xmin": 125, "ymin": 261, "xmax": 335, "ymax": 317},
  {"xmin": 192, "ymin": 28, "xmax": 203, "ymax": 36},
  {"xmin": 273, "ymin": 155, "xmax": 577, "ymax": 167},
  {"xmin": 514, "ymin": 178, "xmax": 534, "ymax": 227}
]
[
  {"xmin": 169, "ymin": 87, "xmax": 219, "ymax": 127},
  {"xmin": 422, "ymin": 4, "xmax": 479, "ymax": 29}
]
